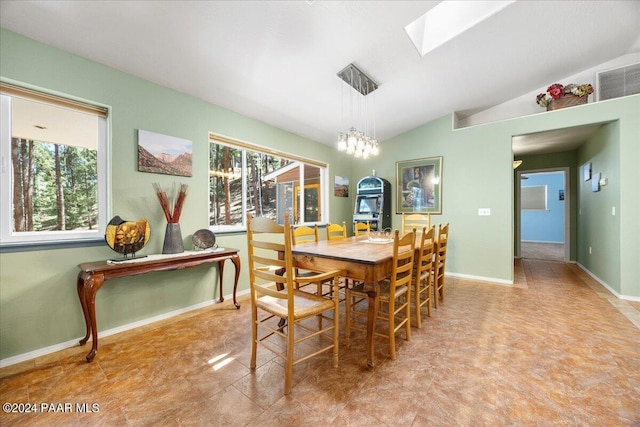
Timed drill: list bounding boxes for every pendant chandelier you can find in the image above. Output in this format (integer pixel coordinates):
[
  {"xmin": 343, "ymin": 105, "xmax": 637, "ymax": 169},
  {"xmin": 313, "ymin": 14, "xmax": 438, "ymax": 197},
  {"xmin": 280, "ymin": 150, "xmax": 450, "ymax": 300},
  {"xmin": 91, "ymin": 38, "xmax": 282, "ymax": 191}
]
[{"xmin": 336, "ymin": 63, "xmax": 380, "ymax": 159}]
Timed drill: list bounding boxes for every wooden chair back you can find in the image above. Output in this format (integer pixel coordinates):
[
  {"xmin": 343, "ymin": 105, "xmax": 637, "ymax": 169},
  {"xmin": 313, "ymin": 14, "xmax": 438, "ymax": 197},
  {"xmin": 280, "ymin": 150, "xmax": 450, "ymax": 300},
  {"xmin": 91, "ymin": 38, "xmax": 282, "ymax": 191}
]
[
  {"xmin": 291, "ymin": 224, "xmax": 319, "ymax": 244},
  {"xmin": 354, "ymin": 221, "xmax": 370, "ymax": 236},
  {"xmin": 246, "ymin": 213, "xmax": 294, "ymax": 308},
  {"xmin": 401, "ymin": 213, "xmax": 431, "ymax": 235},
  {"xmin": 413, "ymin": 225, "xmax": 435, "ymax": 327},
  {"xmin": 326, "ymin": 221, "xmax": 347, "ymax": 240},
  {"xmin": 246, "ymin": 212, "xmax": 341, "ymax": 394},
  {"xmin": 344, "ymin": 228, "xmax": 416, "ymax": 360},
  {"xmin": 391, "ymin": 229, "xmax": 416, "ymax": 291},
  {"xmin": 434, "ymin": 223, "xmax": 449, "ymax": 307}
]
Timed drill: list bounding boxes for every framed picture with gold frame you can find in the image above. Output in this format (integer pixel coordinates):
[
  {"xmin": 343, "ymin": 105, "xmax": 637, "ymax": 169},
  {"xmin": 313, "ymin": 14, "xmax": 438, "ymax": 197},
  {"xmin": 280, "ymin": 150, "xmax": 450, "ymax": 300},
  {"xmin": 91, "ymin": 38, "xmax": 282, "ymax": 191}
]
[{"xmin": 396, "ymin": 157, "xmax": 442, "ymax": 214}]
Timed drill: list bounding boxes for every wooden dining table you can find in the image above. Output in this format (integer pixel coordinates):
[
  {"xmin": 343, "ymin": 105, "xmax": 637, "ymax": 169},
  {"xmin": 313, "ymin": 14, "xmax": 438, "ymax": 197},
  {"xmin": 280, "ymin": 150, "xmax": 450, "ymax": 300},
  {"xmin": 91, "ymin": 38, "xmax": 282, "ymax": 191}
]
[{"xmin": 291, "ymin": 235, "xmax": 397, "ymax": 369}]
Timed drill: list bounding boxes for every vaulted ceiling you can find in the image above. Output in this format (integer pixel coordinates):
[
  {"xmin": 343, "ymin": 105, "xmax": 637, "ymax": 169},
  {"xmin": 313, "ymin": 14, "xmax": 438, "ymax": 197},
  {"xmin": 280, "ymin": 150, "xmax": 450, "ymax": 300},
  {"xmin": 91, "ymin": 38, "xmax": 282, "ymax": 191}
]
[{"xmin": 1, "ymin": 1, "xmax": 639, "ymax": 154}]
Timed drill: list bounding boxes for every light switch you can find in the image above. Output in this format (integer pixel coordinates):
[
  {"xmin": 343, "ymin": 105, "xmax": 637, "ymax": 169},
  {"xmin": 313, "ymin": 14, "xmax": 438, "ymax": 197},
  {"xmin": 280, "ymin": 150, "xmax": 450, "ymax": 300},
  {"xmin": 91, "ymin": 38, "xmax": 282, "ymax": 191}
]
[{"xmin": 612, "ymin": 206, "xmax": 616, "ymax": 216}]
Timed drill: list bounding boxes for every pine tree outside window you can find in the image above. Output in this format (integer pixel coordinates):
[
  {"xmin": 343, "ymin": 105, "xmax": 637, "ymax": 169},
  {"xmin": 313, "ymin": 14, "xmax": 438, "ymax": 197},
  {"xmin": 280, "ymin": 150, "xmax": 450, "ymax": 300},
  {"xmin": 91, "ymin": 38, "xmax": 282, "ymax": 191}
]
[
  {"xmin": 208, "ymin": 133, "xmax": 327, "ymax": 232},
  {"xmin": 0, "ymin": 82, "xmax": 108, "ymax": 246}
]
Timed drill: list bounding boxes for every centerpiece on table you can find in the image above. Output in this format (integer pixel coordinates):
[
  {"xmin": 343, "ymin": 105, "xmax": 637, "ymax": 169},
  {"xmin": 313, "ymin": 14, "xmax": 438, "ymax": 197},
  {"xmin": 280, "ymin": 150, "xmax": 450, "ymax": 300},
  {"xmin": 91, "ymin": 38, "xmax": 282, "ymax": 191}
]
[
  {"xmin": 153, "ymin": 182, "xmax": 188, "ymax": 254},
  {"xmin": 536, "ymin": 83, "xmax": 594, "ymax": 111}
]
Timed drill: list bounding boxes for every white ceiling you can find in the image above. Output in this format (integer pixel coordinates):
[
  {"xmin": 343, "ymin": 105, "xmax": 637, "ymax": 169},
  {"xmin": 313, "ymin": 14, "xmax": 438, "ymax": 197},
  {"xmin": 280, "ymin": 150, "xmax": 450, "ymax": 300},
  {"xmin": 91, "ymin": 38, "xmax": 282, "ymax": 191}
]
[{"xmin": 1, "ymin": 1, "xmax": 639, "ymax": 155}]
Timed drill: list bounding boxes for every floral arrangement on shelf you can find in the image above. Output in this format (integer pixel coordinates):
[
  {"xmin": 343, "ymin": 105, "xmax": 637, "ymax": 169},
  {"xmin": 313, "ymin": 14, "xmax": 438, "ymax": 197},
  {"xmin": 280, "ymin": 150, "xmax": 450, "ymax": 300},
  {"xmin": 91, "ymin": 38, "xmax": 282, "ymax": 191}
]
[{"xmin": 536, "ymin": 83, "xmax": 594, "ymax": 107}]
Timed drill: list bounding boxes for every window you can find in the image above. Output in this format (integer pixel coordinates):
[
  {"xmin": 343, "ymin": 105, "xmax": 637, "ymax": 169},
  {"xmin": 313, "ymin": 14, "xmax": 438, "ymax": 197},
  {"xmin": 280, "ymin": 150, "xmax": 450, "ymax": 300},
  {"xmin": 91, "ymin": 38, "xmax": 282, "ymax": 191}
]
[
  {"xmin": 521, "ymin": 185, "xmax": 547, "ymax": 210},
  {"xmin": 0, "ymin": 82, "xmax": 108, "ymax": 245},
  {"xmin": 208, "ymin": 133, "xmax": 327, "ymax": 232}
]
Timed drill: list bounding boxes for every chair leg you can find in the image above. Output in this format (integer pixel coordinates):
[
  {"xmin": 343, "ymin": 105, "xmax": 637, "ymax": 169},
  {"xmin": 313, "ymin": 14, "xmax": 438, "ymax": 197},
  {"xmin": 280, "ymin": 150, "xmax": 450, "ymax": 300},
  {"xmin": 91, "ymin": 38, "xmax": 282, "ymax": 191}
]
[
  {"xmin": 388, "ymin": 299, "xmax": 396, "ymax": 360},
  {"xmin": 405, "ymin": 293, "xmax": 411, "ymax": 341},
  {"xmin": 284, "ymin": 318, "xmax": 294, "ymax": 395},
  {"xmin": 415, "ymin": 282, "xmax": 422, "ymax": 329},
  {"xmin": 345, "ymin": 290, "xmax": 352, "ymax": 346},
  {"xmin": 427, "ymin": 279, "xmax": 433, "ymax": 317},
  {"xmin": 250, "ymin": 305, "xmax": 258, "ymax": 369},
  {"xmin": 332, "ymin": 277, "xmax": 339, "ymax": 368}
]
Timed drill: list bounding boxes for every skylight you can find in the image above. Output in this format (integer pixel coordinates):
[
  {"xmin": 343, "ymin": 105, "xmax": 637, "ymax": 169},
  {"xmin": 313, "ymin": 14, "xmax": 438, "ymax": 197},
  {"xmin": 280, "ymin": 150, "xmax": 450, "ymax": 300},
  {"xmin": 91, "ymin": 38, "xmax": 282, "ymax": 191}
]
[{"xmin": 405, "ymin": 0, "xmax": 516, "ymax": 57}]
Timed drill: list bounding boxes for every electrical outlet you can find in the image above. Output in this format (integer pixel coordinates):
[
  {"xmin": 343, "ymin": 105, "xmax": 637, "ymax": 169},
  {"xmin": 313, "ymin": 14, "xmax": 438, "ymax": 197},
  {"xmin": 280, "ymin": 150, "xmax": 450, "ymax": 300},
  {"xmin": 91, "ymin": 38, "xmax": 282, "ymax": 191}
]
[{"xmin": 478, "ymin": 208, "xmax": 491, "ymax": 216}]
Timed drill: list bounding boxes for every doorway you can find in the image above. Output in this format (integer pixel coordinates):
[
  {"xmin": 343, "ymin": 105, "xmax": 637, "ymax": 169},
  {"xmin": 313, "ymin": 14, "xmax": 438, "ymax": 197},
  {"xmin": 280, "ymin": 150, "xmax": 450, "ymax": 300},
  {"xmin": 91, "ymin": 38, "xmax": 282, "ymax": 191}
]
[{"xmin": 516, "ymin": 168, "xmax": 569, "ymax": 262}]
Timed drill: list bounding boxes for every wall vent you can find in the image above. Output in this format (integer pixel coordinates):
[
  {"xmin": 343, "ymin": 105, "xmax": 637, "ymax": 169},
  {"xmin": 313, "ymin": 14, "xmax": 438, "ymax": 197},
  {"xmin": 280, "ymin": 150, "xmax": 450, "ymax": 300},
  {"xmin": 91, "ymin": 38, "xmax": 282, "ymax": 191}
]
[{"xmin": 596, "ymin": 62, "xmax": 640, "ymax": 101}]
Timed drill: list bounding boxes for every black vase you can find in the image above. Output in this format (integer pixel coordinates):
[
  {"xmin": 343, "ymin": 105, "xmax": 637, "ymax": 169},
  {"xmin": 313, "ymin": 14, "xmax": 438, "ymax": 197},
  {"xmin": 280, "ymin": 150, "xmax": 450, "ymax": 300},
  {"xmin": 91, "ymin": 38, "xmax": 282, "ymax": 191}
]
[{"xmin": 162, "ymin": 223, "xmax": 184, "ymax": 254}]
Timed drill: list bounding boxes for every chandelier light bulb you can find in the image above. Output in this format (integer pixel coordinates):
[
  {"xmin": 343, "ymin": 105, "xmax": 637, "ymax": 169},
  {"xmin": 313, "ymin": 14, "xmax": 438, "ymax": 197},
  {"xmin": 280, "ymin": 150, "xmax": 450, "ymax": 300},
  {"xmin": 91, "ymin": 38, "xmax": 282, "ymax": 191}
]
[
  {"xmin": 347, "ymin": 128, "xmax": 357, "ymax": 146},
  {"xmin": 335, "ymin": 64, "xmax": 380, "ymax": 159},
  {"xmin": 337, "ymin": 133, "xmax": 347, "ymax": 151}
]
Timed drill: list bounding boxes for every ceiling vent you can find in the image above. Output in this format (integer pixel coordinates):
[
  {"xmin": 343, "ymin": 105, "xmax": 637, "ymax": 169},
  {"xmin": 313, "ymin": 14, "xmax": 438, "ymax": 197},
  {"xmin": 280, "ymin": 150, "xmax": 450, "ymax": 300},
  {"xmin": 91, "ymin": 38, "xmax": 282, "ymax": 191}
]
[{"xmin": 596, "ymin": 62, "xmax": 640, "ymax": 101}]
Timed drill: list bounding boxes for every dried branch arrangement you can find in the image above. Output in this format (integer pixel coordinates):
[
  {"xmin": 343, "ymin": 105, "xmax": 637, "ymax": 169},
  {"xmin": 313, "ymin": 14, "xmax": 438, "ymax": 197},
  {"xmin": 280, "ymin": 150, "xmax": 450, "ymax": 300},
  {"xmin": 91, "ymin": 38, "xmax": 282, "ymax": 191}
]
[{"xmin": 153, "ymin": 183, "xmax": 188, "ymax": 223}]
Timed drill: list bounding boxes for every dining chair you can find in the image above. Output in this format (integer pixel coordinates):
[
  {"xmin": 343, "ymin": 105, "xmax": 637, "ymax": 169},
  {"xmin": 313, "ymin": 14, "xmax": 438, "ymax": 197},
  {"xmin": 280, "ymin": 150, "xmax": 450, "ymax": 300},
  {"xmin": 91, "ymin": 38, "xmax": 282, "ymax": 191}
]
[
  {"xmin": 325, "ymin": 221, "xmax": 349, "ymax": 296},
  {"xmin": 354, "ymin": 221, "xmax": 370, "ymax": 237},
  {"xmin": 345, "ymin": 229, "xmax": 416, "ymax": 360},
  {"xmin": 412, "ymin": 225, "xmax": 435, "ymax": 328},
  {"xmin": 246, "ymin": 213, "xmax": 343, "ymax": 395},
  {"xmin": 433, "ymin": 223, "xmax": 449, "ymax": 308},
  {"xmin": 326, "ymin": 221, "xmax": 347, "ymax": 240},
  {"xmin": 401, "ymin": 213, "xmax": 430, "ymax": 235},
  {"xmin": 290, "ymin": 224, "xmax": 324, "ymax": 296}
]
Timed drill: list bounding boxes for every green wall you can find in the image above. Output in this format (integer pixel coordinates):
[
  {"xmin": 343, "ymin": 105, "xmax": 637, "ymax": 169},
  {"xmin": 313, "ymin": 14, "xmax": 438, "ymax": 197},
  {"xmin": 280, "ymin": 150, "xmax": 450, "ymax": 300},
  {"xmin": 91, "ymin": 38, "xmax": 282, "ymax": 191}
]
[
  {"xmin": 350, "ymin": 96, "xmax": 639, "ymax": 297},
  {"xmin": 1, "ymin": 28, "xmax": 639, "ymax": 362},
  {"xmin": 577, "ymin": 122, "xmax": 622, "ymax": 292},
  {"xmin": 0, "ymin": 29, "xmax": 354, "ymax": 360}
]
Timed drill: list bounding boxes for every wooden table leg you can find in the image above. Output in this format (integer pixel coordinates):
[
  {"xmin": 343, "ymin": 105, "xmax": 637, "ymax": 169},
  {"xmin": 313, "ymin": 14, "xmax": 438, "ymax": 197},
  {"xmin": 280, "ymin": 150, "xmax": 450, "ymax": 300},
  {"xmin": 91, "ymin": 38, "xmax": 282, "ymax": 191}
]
[
  {"xmin": 217, "ymin": 255, "xmax": 241, "ymax": 309},
  {"xmin": 77, "ymin": 272, "xmax": 104, "ymax": 362},
  {"xmin": 218, "ymin": 259, "xmax": 226, "ymax": 304},
  {"xmin": 77, "ymin": 272, "xmax": 92, "ymax": 346},
  {"xmin": 230, "ymin": 254, "xmax": 241, "ymax": 309},
  {"xmin": 366, "ymin": 289, "xmax": 379, "ymax": 370}
]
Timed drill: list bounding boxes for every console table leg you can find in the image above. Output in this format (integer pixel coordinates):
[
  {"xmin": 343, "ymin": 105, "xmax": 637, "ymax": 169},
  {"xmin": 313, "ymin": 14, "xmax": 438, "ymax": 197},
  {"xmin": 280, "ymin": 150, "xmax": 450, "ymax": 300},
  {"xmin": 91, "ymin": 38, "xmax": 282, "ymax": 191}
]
[
  {"xmin": 218, "ymin": 259, "xmax": 226, "ymax": 304},
  {"xmin": 231, "ymin": 254, "xmax": 241, "ymax": 309},
  {"xmin": 84, "ymin": 273, "xmax": 103, "ymax": 362},
  {"xmin": 77, "ymin": 272, "xmax": 92, "ymax": 346}
]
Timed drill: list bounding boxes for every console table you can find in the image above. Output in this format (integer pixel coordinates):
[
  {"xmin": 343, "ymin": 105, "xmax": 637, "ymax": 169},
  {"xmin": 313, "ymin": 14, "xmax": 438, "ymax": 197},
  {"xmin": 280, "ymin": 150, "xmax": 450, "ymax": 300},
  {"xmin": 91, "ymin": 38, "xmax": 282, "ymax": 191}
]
[{"xmin": 76, "ymin": 248, "xmax": 240, "ymax": 362}]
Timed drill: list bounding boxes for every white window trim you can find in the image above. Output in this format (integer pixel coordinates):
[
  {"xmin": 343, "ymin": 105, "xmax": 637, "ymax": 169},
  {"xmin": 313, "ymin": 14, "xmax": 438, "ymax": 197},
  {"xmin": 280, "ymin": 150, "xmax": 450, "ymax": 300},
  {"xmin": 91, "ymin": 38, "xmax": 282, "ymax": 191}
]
[
  {"xmin": 208, "ymin": 132, "xmax": 329, "ymax": 233},
  {"xmin": 0, "ymin": 91, "xmax": 110, "ymax": 246}
]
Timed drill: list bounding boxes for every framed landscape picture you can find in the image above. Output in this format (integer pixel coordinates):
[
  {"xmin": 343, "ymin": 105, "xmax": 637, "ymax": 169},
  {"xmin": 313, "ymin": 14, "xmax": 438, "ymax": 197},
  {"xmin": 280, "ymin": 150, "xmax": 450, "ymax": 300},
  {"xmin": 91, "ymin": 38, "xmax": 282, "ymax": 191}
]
[
  {"xmin": 396, "ymin": 156, "xmax": 442, "ymax": 214},
  {"xmin": 138, "ymin": 129, "xmax": 192, "ymax": 177}
]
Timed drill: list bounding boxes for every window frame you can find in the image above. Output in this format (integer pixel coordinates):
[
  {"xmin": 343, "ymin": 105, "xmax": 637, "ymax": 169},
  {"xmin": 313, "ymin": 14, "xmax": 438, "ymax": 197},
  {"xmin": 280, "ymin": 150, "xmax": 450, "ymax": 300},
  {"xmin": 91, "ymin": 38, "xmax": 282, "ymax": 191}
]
[
  {"xmin": 0, "ymin": 81, "xmax": 110, "ymax": 249},
  {"xmin": 208, "ymin": 132, "xmax": 329, "ymax": 233},
  {"xmin": 521, "ymin": 185, "xmax": 548, "ymax": 211}
]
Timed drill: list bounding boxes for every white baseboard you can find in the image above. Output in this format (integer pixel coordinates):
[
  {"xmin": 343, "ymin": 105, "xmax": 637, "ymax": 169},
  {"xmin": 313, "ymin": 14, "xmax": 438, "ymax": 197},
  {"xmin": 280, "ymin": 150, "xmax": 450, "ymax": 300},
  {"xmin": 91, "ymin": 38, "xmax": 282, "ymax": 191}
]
[
  {"xmin": 0, "ymin": 289, "xmax": 249, "ymax": 369},
  {"xmin": 446, "ymin": 271, "xmax": 513, "ymax": 285},
  {"xmin": 576, "ymin": 263, "xmax": 639, "ymax": 301}
]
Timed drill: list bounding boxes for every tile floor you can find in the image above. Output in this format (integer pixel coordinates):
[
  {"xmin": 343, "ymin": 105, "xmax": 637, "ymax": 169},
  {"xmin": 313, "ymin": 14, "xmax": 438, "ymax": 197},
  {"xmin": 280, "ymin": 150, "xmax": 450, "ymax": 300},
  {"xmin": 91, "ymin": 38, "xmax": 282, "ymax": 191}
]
[{"xmin": 1, "ymin": 259, "xmax": 639, "ymax": 426}]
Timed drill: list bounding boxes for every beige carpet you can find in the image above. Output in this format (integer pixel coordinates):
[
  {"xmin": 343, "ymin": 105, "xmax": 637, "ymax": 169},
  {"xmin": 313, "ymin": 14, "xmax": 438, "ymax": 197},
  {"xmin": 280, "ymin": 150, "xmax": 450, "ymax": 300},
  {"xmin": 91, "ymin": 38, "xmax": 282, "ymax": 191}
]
[{"xmin": 521, "ymin": 241, "xmax": 564, "ymax": 261}]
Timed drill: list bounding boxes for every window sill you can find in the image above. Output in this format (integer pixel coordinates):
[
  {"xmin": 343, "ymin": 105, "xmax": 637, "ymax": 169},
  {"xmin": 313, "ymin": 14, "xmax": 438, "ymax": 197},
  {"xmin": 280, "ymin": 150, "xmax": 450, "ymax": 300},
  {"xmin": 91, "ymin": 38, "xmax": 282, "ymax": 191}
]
[{"xmin": 0, "ymin": 238, "xmax": 106, "ymax": 253}]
